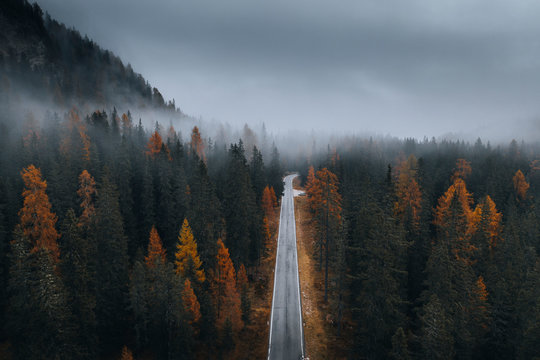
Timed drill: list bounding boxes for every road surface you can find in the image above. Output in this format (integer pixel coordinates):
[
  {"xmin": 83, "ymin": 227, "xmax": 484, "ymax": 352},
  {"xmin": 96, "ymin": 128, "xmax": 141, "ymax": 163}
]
[{"xmin": 268, "ymin": 174, "xmax": 304, "ymax": 360}]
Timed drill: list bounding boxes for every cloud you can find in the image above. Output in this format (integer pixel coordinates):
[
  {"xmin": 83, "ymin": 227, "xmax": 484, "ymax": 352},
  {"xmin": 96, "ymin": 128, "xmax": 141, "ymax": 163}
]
[{"xmin": 34, "ymin": 0, "xmax": 540, "ymax": 140}]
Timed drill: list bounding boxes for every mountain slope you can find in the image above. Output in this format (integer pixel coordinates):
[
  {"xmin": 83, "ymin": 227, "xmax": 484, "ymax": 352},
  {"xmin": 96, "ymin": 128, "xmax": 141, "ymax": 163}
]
[{"xmin": 0, "ymin": 0, "xmax": 178, "ymax": 112}]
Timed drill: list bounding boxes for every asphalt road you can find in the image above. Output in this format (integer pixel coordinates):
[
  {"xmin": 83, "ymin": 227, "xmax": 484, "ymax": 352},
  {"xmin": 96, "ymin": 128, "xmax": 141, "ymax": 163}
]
[{"xmin": 268, "ymin": 174, "xmax": 304, "ymax": 360}]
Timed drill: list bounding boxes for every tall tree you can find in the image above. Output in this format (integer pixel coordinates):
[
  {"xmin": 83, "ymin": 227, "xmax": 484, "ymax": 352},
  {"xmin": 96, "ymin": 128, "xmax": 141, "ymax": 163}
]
[
  {"xmin": 309, "ymin": 168, "xmax": 342, "ymax": 301},
  {"xmin": 77, "ymin": 169, "xmax": 97, "ymax": 227},
  {"xmin": 17, "ymin": 164, "xmax": 60, "ymax": 262},
  {"xmin": 60, "ymin": 209, "xmax": 97, "ymax": 358},
  {"xmin": 191, "ymin": 126, "xmax": 205, "ymax": 162},
  {"xmin": 145, "ymin": 225, "xmax": 167, "ymax": 268},
  {"xmin": 212, "ymin": 239, "xmax": 243, "ymax": 332},
  {"xmin": 175, "ymin": 218, "xmax": 206, "ymax": 283},
  {"xmin": 93, "ymin": 173, "xmax": 130, "ymax": 350},
  {"xmin": 183, "ymin": 278, "xmax": 201, "ymax": 326},
  {"xmin": 7, "ymin": 229, "xmax": 77, "ymax": 359}
]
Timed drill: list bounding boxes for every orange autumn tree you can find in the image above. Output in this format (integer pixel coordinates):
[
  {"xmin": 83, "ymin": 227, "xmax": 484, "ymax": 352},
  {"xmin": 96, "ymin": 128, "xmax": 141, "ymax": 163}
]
[
  {"xmin": 77, "ymin": 170, "xmax": 97, "ymax": 227},
  {"xmin": 261, "ymin": 186, "xmax": 275, "ymax": 217},
  {"xmin": 183, "ymin": 279, "xmax": 201, "ymax": 325},
  {"xmin": 191, "ymin": 126, "xmax": 205, "ymax": 162},
  {"xmin": 308, "ymin": 167, "xmax": 342, "ymax": 301},
  {"xmin": 471, "ymin": 276, "xmax": 490, "ymax": 331},
  {"xmin": 433, "ymin": 159, "xmax": 480, "ymax": 264},
  {"xmin": 305, "ymin": 165, "xmax": 316, "ymax": 195},
  {"xmin": 146, "ymin": 130, "xmax": 163, "ymax": 157},
  {"xmin": 513, "ymin": 169, "xmax": 529, "ymax": 201},
  {"xmin": 262, "ymin": 216, "xmax": 272, "ymax": 252},
  {"xmin": 120, "ymin": 346, "xmax": 133, "ymax": 360},
  {"xmin": 474, "ymin": 195, "xmax": 503, "ymax": 250},
  {"xmin": 18, "ymin": 164, "xmax": 60, "ymax": 261},
  {"xmin": 394, "ymin": 154, "xmax": 422, "ymax": 228},
  {"xmin": 236, "ymin": 263, "xmax": 248, "ymax": 292},
  {"xmin": 269, "ymin": 186, "xmax": 278, "ymax": 208},
  {"xmin": 145, "ymin": 225, "xmax": 167, "ymax": 268},
  {"xmin": 452, "ymin": 158, "xmax": 472, "ymax": 181},
  {"xmin": 175, "ymin": 219, "xmax": 205, "ymax": 283},
  {"xmin": 213, "ymin": 239, "xmax": 243, "ymax": 331}
]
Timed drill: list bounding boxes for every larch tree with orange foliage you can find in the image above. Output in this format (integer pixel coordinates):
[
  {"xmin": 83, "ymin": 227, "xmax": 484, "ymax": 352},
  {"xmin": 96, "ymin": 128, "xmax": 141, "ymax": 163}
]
[
  {"xmin": 17, "ymin": 164, "xmax": 60, "ymax": 261},
  {"xmin": 120, "ymin": 346, "xmax": 134, "ymax": 360},
  {"xmin": 269, "ymin": 186, "xmax": 278, "ymax": 208},
  {"xmin": 212, "ymin": 239, "xmax": 243, "ymax": 332},
  {"xmin": 309, "ymin": 167, "xmax": 342, "ymax": 301},
  {"xmin": 183, "ymin": 279, "xmax": 201, "ymax": 326},
  {"xmin": 474, "ymin": 195, "xmax": 502, "ymax": 251},
  {"xmin": 394, "ymin": 155, "xmax": 422, "ymax": 229},
  {"xmin": 77, "ymin": 170, "xmax": 97, "ymax": 227},
  {"xmin": 191, "ymin": 126, "xmax": 205, "ymax": 162},
  {"xmin": 175, "ymin": 218, "xmax": 205, "ymax": 283},
  {"xmin": 452, "ymin": 158, "xmax": 472, "ymax": 181},
  {"xmin": 513, "ymin": 169, "xmax": 529, "ymax": 201},
  {"xmin": 261, "ymin": 186, "xmax": 275, "ymax": 217},
  {"xmin": 426, "ymin": 161, "xmax": 492, "ymax": 352},
  {"xmin": 145, "ymin": 225, "xmax": 167, "ymax": 268},
  {"xmin": 305, "ymin": 165, "xmax": 316, "ymax": 195},
  {"xmin": 146, "ymin": 130, "xmax": 163, "ymax": 157},
  {"xmin": 262, "ymin": 216, "xmax": 272, "ymax": 253}
]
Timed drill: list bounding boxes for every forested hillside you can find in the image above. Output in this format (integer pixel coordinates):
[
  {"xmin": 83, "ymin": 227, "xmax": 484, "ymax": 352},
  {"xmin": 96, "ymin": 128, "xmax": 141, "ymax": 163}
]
[
  {"xmin": 0, "ymin": 1, "xmax": 288, "ymax": 358},
  {"xmin": 0, "ymin": 0, "xmax": 177, "ymax": 112},
  {"xmin": 300, "ymin": 138, "xmax": 540, "ymax": 359}
]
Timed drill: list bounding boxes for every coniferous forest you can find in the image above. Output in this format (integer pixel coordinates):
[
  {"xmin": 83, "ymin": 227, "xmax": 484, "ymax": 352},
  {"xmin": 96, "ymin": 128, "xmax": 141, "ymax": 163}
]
[
  {"xmin": 2, "ymin": 0, "xmax": 540, "ymax": 359},
  {"xmin": 299, "ymin": 139, "xmax": 540, "ymax": 359}
]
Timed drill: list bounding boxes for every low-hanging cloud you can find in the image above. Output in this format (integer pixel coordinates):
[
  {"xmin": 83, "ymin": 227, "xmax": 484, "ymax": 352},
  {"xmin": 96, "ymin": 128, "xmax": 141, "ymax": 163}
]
[{"xmin": 33, "ymin": 0, "xmax": 540, "ymax": 141}]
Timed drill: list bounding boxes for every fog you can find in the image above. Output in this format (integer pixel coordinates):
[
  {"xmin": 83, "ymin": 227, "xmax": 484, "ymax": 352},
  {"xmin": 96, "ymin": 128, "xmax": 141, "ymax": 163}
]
[{"xmin": 29, "ymin": 0, "xmax": 540, "ymax": 141}]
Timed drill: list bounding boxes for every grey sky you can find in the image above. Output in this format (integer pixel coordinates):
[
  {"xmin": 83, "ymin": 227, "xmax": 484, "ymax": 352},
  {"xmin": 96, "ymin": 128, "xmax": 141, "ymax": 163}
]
[{"xmin": 35, "ymin": 0, "xmax": 540, "ymax": 140}]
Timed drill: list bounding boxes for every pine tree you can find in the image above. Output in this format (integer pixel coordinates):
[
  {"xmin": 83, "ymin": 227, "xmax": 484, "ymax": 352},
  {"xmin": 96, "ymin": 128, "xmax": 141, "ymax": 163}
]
[
  {"xmin": 60, "ymin": 209, "xmax": 97, "ymax": 358},
  {"xmin": 93, "ymin": 173, "xmax": 130, "ymax": 349},
  {"xmin": 175, "ymin": 218, "xmax": 205, "ymax": 283},
  {"xmin": 267, "ymin": 144, "xmax": 284, "ymax": 197},
  {"xmin": 237, "ymin": 263, "xmax": 251, "ymax": 324},
  {"xmin": 7, "ymin": 229, "xmax": 78, "ymax": 359},
  {"xmin": 249, "ymin": 146, "xmax": 266, "ymax": 204},
  {"xmin": 420, "ymin": 295, "xmax": 455, "ymax": 359}
]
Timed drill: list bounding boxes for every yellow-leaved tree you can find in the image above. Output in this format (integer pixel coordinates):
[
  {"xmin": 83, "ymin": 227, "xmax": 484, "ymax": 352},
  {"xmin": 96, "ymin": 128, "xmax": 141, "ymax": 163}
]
[{"xmin": 175, "ymin": 218, "xmax": 205, "ymax": 283}]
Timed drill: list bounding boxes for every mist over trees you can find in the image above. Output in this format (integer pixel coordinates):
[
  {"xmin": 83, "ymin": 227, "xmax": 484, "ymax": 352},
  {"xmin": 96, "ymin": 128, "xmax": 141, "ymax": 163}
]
[{"xmin": 3, "ymin": 0, "xmax": 540, "ymax": 359}]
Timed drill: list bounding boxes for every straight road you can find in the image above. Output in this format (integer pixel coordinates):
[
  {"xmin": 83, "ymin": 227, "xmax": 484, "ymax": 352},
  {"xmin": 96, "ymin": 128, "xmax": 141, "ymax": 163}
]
[{"xmin": 268, "ymin": 174, "xmax": 304, "ymax": 360}]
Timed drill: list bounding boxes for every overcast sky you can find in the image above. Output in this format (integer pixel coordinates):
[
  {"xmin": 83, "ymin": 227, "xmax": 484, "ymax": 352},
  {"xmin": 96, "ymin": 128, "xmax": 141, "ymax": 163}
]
[{"xmin": 35, "ymin": 0, "xmax": 540, "ymax": 140}]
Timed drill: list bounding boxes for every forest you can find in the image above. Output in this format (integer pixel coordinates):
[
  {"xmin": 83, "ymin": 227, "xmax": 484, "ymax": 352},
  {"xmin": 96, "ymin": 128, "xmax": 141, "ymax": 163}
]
[
  {"xmin": 0, "ymin": 106, "xmax": 284, "ymax": 359},
  {"xmin": 298, "ymin": 138, "xmax": 540, "ymax": 359},
  {"xmin": 2, "ymin": 0, "xmax": 540, "ymax": 359}
]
